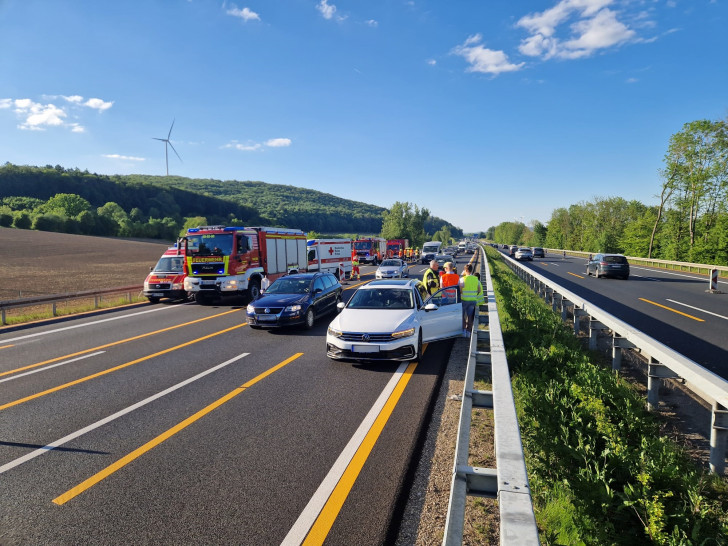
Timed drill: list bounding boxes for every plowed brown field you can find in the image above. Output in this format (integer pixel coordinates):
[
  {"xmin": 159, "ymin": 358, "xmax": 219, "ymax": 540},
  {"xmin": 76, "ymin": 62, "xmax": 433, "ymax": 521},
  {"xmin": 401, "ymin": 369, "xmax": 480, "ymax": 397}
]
[{"xmin": 0, "ymin": 227, "xmax": 171, "ymax": 300}]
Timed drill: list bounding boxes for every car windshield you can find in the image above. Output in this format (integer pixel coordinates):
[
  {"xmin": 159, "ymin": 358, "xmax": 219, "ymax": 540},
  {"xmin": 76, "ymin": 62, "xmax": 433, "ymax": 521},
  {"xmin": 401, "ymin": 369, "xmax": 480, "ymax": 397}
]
[
  {"xmin": 186, "ymin": 234, "xmax": 233, "ymax": 256},
  {"xmin": 347, "ymin": 288, "xmax": 414, "ymax": 309},
  {"xmin": 380, "ymin": 260, "xmax": 401, "ymax": 267},
  {"xmin": 153, "ymin": 256, "xmax": 185, "ymax": 273},
  {"xmin": 519, "ymin": 248, "xmax": 530, "ymax": 251},
  {"xmin": 265, "ymin": 277, "xmax": 312, "ymax": 294}
]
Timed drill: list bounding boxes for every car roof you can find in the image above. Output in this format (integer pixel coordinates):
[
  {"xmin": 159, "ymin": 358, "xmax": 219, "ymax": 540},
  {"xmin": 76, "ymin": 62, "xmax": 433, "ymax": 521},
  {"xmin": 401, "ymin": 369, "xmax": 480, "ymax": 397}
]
[
  {"xmin": 362, "ymin": 279, "xmax": 419, "ymax": 289},
  {"xmin": 278, "ymin": 272, "xmax": 324, "ymax": 280}
]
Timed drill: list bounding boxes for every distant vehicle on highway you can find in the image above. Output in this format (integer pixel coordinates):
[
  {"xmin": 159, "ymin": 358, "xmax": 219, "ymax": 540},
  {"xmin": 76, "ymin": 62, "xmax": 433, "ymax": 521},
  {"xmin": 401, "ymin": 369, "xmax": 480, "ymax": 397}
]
[
  {"xmin": 246, "ymin": 272, "xmax": 342, "ymax": 329},
  {"xmin": 515, "ymin": 247, "xmax": 533, "ymax": 261},
  {"xmin": 434, "ymin": 254, "xmax": 457, "ymax": 273},
  {"xmin": 586, "ymin": 253, "xmax": 630, "ymax": 279},
  {"xmin": 375, "ymin": 259, "xmax": 408, "ymax": 279},
  {"xmin": 509, "ymin": 245, "xmax": 518, "ymax": 257},
  {"xmin": 532, "ymin": 247, "xmax": 545, "ymax": 258},
  {"xmin": 326, "ymin": 279, "xmax": 462, "ymax": 362}
]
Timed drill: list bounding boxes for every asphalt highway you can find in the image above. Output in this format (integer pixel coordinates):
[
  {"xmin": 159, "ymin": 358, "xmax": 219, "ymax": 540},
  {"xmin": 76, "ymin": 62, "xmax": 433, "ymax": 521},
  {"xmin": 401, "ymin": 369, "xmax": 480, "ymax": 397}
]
[
  {"xmin": 0, "ymin": 256, "xmax": 474, "ymax": 545},
  {"xmin": 499, "ymin": 249, "xmax": 728, "ymax": 378}
]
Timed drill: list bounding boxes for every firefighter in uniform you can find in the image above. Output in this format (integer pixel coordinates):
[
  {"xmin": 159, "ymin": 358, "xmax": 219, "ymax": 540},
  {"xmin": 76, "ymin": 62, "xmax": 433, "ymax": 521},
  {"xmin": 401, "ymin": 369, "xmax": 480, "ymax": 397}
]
[{"xmin": 351, "ymin": 251, "xmax": 360, "ymax": 280}]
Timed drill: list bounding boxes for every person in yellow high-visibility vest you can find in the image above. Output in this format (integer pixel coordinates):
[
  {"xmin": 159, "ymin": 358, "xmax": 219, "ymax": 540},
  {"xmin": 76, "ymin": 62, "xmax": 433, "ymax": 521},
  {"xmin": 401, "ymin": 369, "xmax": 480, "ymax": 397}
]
[{"xmin": 459, "ymin": 263, "xmax": 483, "ymax": 337}]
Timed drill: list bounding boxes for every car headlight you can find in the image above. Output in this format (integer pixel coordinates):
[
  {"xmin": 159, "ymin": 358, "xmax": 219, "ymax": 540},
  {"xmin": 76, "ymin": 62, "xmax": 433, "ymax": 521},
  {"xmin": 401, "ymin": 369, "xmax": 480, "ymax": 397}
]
[
  {"xmin": 391, "ymin": 328, "xmax": 415, "ymax": 339},
  {"xmin": 327, "ymin": 326, "xmax": 343, "ymax": 338},
  {"xmin": 246, "ymin": 304, "xmax": 255, "ymax": 313},
  {"xmin": 284, "ymin": 304, "xmax": 302, "ymax": 313}
]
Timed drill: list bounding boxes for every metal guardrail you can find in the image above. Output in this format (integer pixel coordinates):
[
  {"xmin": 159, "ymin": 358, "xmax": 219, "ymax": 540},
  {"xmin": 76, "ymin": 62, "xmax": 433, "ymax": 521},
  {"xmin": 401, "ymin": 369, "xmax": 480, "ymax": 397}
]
[
  {"xmin": 443, "ymin": 247, "xmax": 539, "ymax": 545},
  {"xmin": 0, "ymin": 285, "xmax": 143, "ymax": 325},
  {"xmin": 543, "ymin": 248, "xmax": 728, "ymax": 277},
  {"xmin": 502, "ymin": 252, "xmax": 728, "ymax": 475}
]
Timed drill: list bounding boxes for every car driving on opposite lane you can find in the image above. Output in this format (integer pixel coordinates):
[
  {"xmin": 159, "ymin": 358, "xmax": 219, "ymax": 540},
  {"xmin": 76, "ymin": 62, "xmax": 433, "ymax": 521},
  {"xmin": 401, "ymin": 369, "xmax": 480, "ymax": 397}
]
[
  {"xmin": 246, "ymin": 272, "xmax": 342, "ymax": 329},
  {"xmin": 375, "ymin": 258, "xmax": 409, "ymax": 279},
  {"xmin": 326, "ymin": 279, "xmax": 462, "ymax": 362},
  {"xmin": 586, "ymin": 253, "xmax": 630, "ymax": 279},
  {"xmin": 515, "ymin": 247, "xmax": 533, "ymax": 261}
]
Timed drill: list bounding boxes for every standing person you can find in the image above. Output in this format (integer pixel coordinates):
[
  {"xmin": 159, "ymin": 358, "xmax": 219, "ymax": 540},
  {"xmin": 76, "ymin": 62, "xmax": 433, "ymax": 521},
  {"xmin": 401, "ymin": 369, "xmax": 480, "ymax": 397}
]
[
  {"xmin": 351, "ymin": 251, "xmax": 360, "ymax": 280},
  {"xmin": 440, "ymin": 262, "xmax": 459, "ymax": 288},
  {"xmin": 422, "ymin": 260, "xmax": 440, "ymax": 296},
  {"xmin": 459, "ymin": 263, "xmax": 483, "ymax": 337}
]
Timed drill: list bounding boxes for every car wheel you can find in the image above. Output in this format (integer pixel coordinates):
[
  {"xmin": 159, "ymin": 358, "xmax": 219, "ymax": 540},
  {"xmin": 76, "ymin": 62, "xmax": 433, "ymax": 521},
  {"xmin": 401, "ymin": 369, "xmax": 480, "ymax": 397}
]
[
  {"xmin": 623, "ymin": 274, "xmax": 629, "ymax": 280},
  {"xmin": 415, "ymin": 330, "xmax": 423, "ymax": 361},
  {"xmin": 595, "ymin": 269, "xmax": 600, "ymax": 279},
  {"xmin": 147, "ymin": 297, "xmax": 161, "ymax": 304},
  {"xmin": 304, "ymin": 308, "xmax": 315, "ymax": 329}
]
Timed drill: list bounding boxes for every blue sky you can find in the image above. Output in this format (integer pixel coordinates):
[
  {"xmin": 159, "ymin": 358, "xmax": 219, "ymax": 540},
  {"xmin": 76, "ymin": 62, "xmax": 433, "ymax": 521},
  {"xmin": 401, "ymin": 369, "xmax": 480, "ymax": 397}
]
[{"xmin": 1, "ymin": 0, "xmax": 726, "ymax": 233}]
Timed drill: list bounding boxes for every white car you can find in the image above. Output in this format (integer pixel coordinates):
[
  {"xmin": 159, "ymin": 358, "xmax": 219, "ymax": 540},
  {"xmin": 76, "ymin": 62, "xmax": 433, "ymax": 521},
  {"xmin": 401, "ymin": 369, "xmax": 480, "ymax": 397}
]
[
  {"xmin": 515, "ymin": 247, "xmax": 533, "ymax": 261},
  {"xmin": 375, "ymin": 258, "xmax": 409, "ymax": 279},
  {"xmin": 326, "ymin": 279, "xmax": 463, "ymax": 362}
]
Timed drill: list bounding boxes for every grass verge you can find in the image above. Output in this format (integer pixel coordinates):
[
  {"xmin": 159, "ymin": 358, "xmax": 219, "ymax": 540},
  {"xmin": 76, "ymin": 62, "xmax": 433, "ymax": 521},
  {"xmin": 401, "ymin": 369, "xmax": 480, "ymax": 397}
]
[
  {"xmin": 1, "ymin": 294, "xmax": 147, "ymax": 326},
  {"xmin": 485, "ymin": 247, "xmax": 728, "ymax": 545}
]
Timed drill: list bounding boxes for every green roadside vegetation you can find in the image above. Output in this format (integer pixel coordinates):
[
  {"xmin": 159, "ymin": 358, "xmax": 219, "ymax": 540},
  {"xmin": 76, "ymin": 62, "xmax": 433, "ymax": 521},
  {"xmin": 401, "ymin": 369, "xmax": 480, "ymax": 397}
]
[
  {"xmin": 485, "ymin": 246, "xmax": 728, "ymax": 545},
  {"xmin": 1, "ymin": 294, "xmax": 148, "ymax": 327}
]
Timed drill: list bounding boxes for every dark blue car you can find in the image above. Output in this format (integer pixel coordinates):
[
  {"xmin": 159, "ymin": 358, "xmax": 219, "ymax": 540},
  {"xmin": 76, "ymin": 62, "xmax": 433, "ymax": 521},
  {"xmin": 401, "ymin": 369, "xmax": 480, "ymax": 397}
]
[{"xmin": 246, "ymin": 272, "xmax": 343, "ymax": 329}]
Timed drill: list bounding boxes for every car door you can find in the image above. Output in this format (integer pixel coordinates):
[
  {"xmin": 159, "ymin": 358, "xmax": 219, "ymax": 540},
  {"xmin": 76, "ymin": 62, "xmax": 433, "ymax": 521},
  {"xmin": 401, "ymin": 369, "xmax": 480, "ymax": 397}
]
[
  {"xmin": 312, "ymin": 277, "xmax": 328, "ymax": 315},
  {"xmin": 419, "ymin": 286, "xmax": 463, "ymax": 341}
]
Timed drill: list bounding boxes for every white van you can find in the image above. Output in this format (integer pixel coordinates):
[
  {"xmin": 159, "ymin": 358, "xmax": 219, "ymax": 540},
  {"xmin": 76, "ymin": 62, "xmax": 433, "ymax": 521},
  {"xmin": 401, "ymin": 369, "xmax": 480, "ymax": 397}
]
[{"xmin": 420, "ymin": 241, "xmax": 443, "ymax": 264}]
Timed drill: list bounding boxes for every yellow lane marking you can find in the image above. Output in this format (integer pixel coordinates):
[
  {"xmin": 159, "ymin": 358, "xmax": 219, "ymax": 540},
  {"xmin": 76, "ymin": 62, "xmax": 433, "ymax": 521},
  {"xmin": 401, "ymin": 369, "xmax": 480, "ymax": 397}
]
[
  {"xmin": 0, "ymin": 345, "xmax": 14, "ymax": 350},
  {"xmin": 343, "ymin": 280, "xmax": 370, "ymax": 291},
  {"xmin": 53, "ymin": 352, "xmax": 303, "ymax": 505},
  {"xmin": 568, "ymin": 272, "xmax": 584, "ymax": 279},
  {"xmin": 639, "ymin": 298, "xmax": 705, "ymax": 322},
  {"xmin": 0, "ymin": 309, "xmax": 241, "ymax": 378},
  {"xmin": 0, "ymin": 323, "xmax": 247, "ymax": 412},
  {"xmin": 302, "ymin": 361, "xmax": 417, "ymax": 544}
]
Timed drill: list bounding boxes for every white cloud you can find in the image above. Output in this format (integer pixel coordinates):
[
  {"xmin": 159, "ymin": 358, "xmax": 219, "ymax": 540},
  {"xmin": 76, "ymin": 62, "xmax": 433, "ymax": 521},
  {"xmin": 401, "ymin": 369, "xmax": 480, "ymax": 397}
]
[
  {"xmin": 427, "ymin": 59, "xmax": 437, "ymax": 66},
  {"xmin": 626, "ymin": 77, "xmax": 638, "ymax": 83},
  {"xmin": 84, "ymin": 98, "xmax": 114, "ymax": 110},
  {"xmin": 103, "ymin": 154, "xmax": 145, "ymax": 161},
  {"xmin": 224, "ymin": 138, "xmax": 292, "ymax": 151},
  {"xmin": 317, "ymin": 0, "xmax": 336, "ymax": 20},
  {"xmin": 225, "ymin": 4, "xmax": 260, "ymax": 22},
  {"xmin": 265, "ymin": 138, "xmax": 291, "ymax": 147},
  {"xmin": 452, "ymin": 34, "xmax": 525, "ymax": 75},
  {"xmin": 517, "ymin": 0, "xmax": 640, "ymax": 60},
  {"xmin": 365, "ymin": 19, "xmax": 378, "ymax": 27},
  {"xmin": 0, "ymin": 95, "xmax": 113, "ymax": 131}
]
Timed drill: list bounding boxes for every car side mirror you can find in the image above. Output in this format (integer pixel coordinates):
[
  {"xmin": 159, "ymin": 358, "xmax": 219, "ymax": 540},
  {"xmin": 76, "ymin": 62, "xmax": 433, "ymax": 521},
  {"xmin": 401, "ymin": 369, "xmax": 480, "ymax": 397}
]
[
  {"xmin": 149, "ymin": 266, "xmax": 153, "ymax": 271},
  {"xmin": 424, "ymin": 303, "xmax": 438, "ymax": 312},
  {"xmin": 315, "ymin": 288, "xmax": 323, "ymax": 294},
  {"xmin": 337, "ymin": 301, "xmax": 346, "ymax": 310}
]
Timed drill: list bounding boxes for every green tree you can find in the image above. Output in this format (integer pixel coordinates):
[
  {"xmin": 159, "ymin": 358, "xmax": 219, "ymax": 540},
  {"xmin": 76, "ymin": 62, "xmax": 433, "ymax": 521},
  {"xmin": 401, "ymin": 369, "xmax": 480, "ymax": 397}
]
[
  {"xmin": 12, "ymin": 211, "xmax": 31, "ymax": 229},
  {"xmin": 43, "ymin": 193, "xmax": 91, "ymax": 217}
]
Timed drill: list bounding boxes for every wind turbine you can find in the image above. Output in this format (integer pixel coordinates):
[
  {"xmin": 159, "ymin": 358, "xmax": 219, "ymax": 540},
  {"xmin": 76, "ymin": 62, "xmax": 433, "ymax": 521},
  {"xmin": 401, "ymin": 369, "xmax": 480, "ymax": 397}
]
[{"xmin": 153, "ymin": 119, "xmax": 182, "ymax": 176}]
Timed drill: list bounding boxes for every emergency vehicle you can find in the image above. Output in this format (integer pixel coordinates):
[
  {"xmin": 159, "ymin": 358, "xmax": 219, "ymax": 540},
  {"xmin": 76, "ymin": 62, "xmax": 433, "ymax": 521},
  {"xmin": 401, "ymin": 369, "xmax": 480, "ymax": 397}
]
[
  {"xmin": 143, "ymin": 246, "xmax": 188, "ymax": 303},
  {"xmin": 182, "ymin": 226, "xmax": 307, "ymax": 305},
  {"xmin": 386, "ymin": 238, "xmax": 409, "ymax": 259},
  {"xmin": 353, "ymin": 237, "xmax": 386, "ymax": 265},
  {"xmin": 307, "ymin": 239, "xmax": 352, "ymax": 280}
]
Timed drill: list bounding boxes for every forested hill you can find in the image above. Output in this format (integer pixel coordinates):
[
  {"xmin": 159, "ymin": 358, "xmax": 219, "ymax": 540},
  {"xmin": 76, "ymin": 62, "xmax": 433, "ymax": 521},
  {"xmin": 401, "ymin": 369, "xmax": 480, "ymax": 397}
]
[
  {"xmin": 126, "ymin": 174, "xmax": 386, "ymax": 233},
  {"xmin": 0, "ymin": 164, "xmax": 385, "ymax": 233}
]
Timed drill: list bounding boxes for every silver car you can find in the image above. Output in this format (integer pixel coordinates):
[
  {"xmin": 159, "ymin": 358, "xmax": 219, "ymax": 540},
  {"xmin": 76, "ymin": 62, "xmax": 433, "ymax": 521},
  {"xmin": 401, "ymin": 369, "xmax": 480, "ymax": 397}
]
[
  {"xmin": 375, "ymin": 259, "xmax": 408, "ymax": 279},
  {"xmin": 515, "ymin": 247, "xmax": 533, "ymax": 261}
]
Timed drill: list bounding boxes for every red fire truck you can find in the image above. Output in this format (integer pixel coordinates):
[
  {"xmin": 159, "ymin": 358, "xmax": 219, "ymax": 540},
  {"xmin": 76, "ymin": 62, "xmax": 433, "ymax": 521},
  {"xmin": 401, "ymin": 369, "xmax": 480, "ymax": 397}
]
[
  {"xmin": 386, "ymin": 238, "xmax": 409, "ymax": 259},
  {"xmin": 143, "ymin": 246, "xmax": 188, "ymax": 303},
  {"xmin": 352, "ymin": 237, "xmax": 386, "ymax": 265},
  {"xmin": 182, "ymin": 226, "xmax": 307, "ymax": 305}
]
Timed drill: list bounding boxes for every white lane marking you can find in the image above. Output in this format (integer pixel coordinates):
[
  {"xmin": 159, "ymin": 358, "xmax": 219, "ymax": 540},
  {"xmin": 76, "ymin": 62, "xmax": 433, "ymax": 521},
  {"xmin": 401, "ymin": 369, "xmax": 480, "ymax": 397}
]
[
  {"xmin": 0, "ymin": 305, "xmax": 181, "ymax": 344},
  {"xmin": 0, "ymin": 352, "xmax": 249, "ymax": 475},
  {"xmin": 666, "ymin": 299, "xmax": 728, "ymax": 321},
  {"xmin": 281, "ymin": 361, "xmax": 409, "ymax": 546},
  {"xmin": 0, "ymin": 351, "xmax": 105, "ymax": 384},
  {"xmin": 631, "ymin": 266, "xmax": 727, "ymax": 285}
]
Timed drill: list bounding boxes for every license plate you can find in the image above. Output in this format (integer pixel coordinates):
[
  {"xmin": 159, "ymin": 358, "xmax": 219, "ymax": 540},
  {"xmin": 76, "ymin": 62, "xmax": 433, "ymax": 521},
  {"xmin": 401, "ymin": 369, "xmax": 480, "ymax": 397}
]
[
  {"xmin": 352, "ymin": 345, "xmax": 379, "ymax": 353},
  {"xmin": 257, "ymin": 314, "xmax": 276, "ymax": 321},
  {"xmin": 148, "ymin": 292, "xmax": 164, "ymax": 297}
]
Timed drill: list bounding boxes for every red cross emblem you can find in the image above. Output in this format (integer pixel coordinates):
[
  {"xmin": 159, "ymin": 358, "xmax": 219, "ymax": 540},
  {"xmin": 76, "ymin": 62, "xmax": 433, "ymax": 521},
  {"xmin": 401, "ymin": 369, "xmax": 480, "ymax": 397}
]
[{"xmin": 328, "ymin": 247, "xmax": 334, "ymax": 255}]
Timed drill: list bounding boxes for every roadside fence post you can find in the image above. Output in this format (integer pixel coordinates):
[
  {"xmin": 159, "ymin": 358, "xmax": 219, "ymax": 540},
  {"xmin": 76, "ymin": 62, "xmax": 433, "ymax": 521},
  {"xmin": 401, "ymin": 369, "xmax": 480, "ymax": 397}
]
[{"xmin": 710, "ymin": 402, "xmax": 728, "ymax": 475}]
